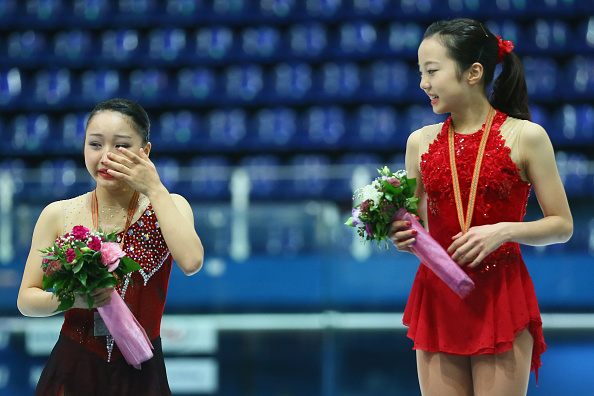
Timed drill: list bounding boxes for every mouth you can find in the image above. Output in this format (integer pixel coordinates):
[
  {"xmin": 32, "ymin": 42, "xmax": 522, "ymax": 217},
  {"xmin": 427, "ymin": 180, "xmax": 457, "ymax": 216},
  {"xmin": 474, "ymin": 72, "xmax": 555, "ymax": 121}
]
[
  {"xmin": 98, "ymin": 169, "xmax": 114, "ymax": 179},
  {"xmin": 428, "ymin": 94, "xmax": 439, "ymax": 105}
]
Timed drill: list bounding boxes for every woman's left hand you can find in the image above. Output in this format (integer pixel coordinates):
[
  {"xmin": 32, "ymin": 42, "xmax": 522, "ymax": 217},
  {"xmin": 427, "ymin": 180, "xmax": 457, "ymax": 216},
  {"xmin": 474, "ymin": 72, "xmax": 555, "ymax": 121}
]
[
  {"xmin": 447, "ymin": 223, "xmax": 509, "ymax": 268},
  {"xmin": 105, "ymin": 148, "xmax": 164, "ymax": 196}
]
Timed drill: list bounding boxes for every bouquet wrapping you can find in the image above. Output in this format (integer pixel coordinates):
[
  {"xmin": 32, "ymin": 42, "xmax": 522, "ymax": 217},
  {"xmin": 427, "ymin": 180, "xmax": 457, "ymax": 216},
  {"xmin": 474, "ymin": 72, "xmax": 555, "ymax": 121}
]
[
  {"xmin": 345, "ymin": 167, "xmax": 474, "ymax": 298},
  {"xmin": 40, "ymin": 225, "xmax": 154, "ymax": 368},
  {"xmin": 392, "ymin": 208, "xmax": 475, "ymax": 299}
]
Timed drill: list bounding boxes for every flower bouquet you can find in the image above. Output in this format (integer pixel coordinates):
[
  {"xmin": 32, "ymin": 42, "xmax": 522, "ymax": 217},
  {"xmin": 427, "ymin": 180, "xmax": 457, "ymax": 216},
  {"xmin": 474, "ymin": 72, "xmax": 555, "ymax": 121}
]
[
  {"xmin": 40, "ymin": 225, "xmax": 154, "ymax": 368},
  {"xmin": 345, "ymin": 167, "xmax": 475, "ymax": 298}
]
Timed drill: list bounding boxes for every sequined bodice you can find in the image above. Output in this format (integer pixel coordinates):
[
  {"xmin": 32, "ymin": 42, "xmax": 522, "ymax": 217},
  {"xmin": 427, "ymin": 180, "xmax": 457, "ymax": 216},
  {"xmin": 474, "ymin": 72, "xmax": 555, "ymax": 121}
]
[
  {"xmin": 420, "ymin": 111, "xmax": 531, "ymax": 274},
  {"xmin": 61, "ymin": 203, "xmax": 172, "ymax": 362}
]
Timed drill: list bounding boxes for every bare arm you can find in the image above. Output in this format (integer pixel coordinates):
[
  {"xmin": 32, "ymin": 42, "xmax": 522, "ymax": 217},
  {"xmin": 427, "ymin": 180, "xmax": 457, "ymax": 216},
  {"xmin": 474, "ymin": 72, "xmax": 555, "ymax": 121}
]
[{"xmin": 389, "ymin": 129, "xmax": 428, "ymax": 251}]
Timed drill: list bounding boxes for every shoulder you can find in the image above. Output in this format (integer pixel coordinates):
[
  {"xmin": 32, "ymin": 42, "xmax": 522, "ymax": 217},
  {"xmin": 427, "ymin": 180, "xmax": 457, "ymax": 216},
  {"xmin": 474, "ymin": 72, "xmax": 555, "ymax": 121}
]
[
  {"xmin": 504, "ymin": 116, "xmax": 549, "ymax": 142},
  {"xmin": 408, "ymin": 122, "xmax": 444, "ymax": 154}
]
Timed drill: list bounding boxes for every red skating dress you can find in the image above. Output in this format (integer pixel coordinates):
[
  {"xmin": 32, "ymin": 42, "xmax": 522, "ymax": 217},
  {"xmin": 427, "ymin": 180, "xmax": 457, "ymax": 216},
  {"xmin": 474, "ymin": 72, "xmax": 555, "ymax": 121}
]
[
  {"xmin": 402, "ymin": 111, "xmax": 546, "ymax": 380},
  {"xmin": 35, "ymin": 205, "xmax": 173, "ymax": 396}
]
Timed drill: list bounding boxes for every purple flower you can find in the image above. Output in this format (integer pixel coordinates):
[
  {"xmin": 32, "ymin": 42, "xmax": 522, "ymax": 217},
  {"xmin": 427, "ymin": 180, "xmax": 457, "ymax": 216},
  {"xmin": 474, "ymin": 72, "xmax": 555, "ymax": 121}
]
[
  {"xmin": 365, "ymin": 223, "xmax": 373, "ymax": 238},
  {"xmin": 88, "ymin": 236, "xmax": 102, "ymax": 251},
  {"xmin": 66, "ymin": 248, "xmax": 76, "ymax": 263},
  {"xmin": 351, "ymin": 208, "xmax": 363, "ymax": 227},
  {"xmin": 71, "ymin": 225, "xmax": 90, "ymax": 241}
]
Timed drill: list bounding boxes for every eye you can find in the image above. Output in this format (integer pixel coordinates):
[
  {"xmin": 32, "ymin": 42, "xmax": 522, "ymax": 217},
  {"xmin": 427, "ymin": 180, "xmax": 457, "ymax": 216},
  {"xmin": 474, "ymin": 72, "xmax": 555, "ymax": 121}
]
[
  {"xmin": 88, "ymin": 141, "xmax": 101, "ymax": 148},
  {"xmin": 115, "ymin": 144, "xmax": 130, "ymax": 149},
  {"xmin": 427, "ymin": 69, "xmax": 437, "ymax": 74}
]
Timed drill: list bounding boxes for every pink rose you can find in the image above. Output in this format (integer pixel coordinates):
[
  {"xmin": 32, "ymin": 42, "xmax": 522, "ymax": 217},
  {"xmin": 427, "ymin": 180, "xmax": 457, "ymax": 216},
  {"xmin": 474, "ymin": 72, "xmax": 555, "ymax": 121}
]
[
  {"xmin": 387, "ymin": 177, "xmax": 401, "ymax": 188},
  {"xmin": 66, "ymin": 248, "xmax": 76, "ymax": 263},
  {"xmin": 88, "ymin": 236, "xmax": 102, "ymax": 251},
  {"xmin": 71, "ymin": 225, "xmax": 90, "ymax": 241},
  {"xmin": 101, "ymin": 242, "xmax": 126, "ymax": 272}
]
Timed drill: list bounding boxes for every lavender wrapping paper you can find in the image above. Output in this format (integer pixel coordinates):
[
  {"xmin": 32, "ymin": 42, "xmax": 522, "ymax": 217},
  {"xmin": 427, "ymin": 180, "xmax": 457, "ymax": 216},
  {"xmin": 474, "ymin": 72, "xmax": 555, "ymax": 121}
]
[
  {"xmin": 393, "ymin": 208, "xmax": 475, "ymax": 298},
  {"xmin": 97, "ymin": 292, "xmax": 154, "ymax": 369}
]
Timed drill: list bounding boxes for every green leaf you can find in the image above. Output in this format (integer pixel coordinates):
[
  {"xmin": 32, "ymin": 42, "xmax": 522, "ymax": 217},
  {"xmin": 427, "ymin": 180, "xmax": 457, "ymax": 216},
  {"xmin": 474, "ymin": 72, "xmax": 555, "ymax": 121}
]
[
  {"xmin": 86, "ymin": 294, "xmax": 95, "ymax": 310},
  {"xmin": 119, "ymin": 256, "xmax": 141, "ymax": 273},
  {"xmin": 345, "ymin": 217, "xmax": 354, "ymax": 227},
  {"xmin": 72, "ymin": 261, "xmax": 83, "ymax": 274}
]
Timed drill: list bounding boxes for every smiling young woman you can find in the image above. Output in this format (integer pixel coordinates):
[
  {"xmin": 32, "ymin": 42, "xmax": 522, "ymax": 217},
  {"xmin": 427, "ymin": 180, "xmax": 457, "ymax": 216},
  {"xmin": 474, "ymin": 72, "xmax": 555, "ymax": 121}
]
[{"xmin": 388, "ymin": 19, "xmax": 572, "ymax": 396}]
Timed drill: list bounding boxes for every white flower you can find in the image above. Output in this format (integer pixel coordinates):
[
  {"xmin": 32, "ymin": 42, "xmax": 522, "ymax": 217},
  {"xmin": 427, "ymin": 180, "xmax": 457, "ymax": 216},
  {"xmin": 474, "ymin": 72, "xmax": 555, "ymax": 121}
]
[{"xmin": 360, "ymin": 181, "xmax": 383, "ymax": 205}]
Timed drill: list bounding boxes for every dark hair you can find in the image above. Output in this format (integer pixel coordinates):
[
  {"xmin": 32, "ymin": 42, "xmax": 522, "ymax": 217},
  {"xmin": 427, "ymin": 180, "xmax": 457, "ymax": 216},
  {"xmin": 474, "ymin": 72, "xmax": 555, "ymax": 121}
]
[
  {"xmin": 86, "ymin": 98, "xmax": 151, "ymax": 144},
  {"xmin": 424, "ymin": 18, "xmax": 531, "ymax": 121}
]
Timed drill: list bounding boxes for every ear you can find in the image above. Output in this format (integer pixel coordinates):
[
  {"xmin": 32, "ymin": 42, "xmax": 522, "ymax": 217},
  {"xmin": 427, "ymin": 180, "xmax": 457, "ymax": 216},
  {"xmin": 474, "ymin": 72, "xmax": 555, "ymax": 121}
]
[
  {"xmin": 467, "ymin": 62, "xmax": 484, "ymax": 86},
  {"xmin": 143, "ymin": 142, "xmax": 151, "ymax": 157}
]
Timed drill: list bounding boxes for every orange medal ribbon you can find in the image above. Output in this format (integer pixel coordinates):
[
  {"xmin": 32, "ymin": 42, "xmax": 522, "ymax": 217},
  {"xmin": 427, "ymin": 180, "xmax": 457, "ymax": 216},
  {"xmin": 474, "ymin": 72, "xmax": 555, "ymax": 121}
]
[{"xmin": 448, "ymin": 107, "xmax": 495, "ymax": 234}]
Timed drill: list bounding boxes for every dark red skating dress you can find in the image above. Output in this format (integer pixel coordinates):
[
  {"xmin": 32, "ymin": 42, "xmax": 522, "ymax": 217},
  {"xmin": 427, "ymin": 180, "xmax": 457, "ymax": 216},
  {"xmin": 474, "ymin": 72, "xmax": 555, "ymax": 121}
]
[
  {"xmin": 35, "ymin": 204, "xmax": 173, "ymax": 396},
  {"xmin": 403, "ymin": 111, "xmax": 546, "ymax": 380}
]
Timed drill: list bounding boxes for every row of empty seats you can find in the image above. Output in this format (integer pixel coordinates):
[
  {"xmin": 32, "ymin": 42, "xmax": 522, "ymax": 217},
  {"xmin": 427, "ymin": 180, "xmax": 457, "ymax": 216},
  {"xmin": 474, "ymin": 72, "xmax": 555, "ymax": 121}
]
[
  {"xmin": 1, "ymin": 19, "xmax": 593, "ymax": 67},
  {"xmin": 1, "ymin": 103, "xmax": 592, "ymax": 156},
  {"xmin": 1, "ymin": 0, "xmax": 593, "ymax": 25},
  {"xmin": 1, "ymin": 56, "xmax": 594, "ymax": 108}
]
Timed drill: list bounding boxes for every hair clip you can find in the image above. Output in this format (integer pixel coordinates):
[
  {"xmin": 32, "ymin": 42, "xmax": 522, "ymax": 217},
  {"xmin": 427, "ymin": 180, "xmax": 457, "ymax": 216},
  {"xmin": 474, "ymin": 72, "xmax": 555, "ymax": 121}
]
[{"xmin": 496, "ymin": 35, "xmax": 514, "ymax": 63}]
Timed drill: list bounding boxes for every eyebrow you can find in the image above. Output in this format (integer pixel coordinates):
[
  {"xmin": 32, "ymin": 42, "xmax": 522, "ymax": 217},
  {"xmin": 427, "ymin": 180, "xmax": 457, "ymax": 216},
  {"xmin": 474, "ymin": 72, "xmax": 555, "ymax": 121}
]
[{"xmin": 88, "ymin": 133, "xmax": 133, "ymax": 139}]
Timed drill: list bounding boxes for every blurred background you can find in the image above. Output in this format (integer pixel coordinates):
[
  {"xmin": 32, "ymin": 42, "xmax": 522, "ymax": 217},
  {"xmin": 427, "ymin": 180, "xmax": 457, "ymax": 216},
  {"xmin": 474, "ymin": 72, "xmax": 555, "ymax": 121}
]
[{"xmin": 0, "ymin": 0, "xmax": 593, "ymax": 395}]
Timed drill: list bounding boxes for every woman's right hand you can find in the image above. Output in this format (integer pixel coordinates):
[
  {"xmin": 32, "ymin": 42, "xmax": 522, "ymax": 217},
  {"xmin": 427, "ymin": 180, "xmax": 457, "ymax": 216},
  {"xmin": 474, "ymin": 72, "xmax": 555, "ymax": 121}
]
[
  {"xmin": 388, "ymin": 220, "xmax": 418, "ymax": 253},
  {"xmin": 72, "ymin": 287, "xmax": 114, "ymax": 309}
]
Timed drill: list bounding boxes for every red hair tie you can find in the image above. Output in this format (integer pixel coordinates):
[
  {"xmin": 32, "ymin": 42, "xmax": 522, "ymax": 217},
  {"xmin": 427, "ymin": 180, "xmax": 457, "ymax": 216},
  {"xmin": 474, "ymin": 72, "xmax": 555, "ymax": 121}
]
[{"xmin": 496, "ymin": 35, "xmax": 514, "ymax": 63}]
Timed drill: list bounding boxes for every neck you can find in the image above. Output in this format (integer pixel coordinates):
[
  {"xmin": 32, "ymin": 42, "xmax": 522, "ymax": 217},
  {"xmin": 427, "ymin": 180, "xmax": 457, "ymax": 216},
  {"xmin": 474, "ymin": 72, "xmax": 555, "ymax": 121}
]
[
  {"xmin": 93, "ymin": 186, "xmax": 137, "ymax": 208},
  {"xmin": 450, "ymin": 97, "xmax": 492, "ymax": 135}
]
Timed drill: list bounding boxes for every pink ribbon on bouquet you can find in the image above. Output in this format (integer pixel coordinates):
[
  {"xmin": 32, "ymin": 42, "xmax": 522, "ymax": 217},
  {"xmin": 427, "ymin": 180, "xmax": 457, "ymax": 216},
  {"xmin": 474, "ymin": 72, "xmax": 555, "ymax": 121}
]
[
  {"xmin": 393, "ymin": 208, "xmax": 475, "ymax": 298},
  {"xmin": 97, "ymin": 292, "xmax": 154, "ymax": 369}
]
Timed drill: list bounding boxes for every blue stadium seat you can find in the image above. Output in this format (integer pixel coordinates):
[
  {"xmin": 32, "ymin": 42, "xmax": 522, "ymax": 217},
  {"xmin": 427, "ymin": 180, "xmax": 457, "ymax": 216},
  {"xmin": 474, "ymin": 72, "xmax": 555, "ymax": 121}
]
[
  {"xmin": 523, "ymin": 56, "xmax": 559, "ymax": 100},
  {"xmin": 556, "ymin": 151, "xmax": 589, "ymax": 198},
  {"xmin": 152, "ymin": 157, "xmax": 180, "ymax": 192},
  {"xmin": 318, "ymin": 62, "xmax": 360, "ymax": 97},
  {"xmin": 241, "ymin": 26, "xmax": 281, "ymax": 58},
  {"xmin": 188, "ymin": 156, "xmax": 231, "ymax": 199},
  {"xmin": 156, "ymin": 110, "xmax": 201, "ymax": 149},
  {"xmin": 38, "ymin": 158, "xmax": 86, "ymax": 200},
  {"xmin": 574, "ymin": 17, "xmax": 594, "ymax": 53},
  {"xmin": 59, "ymin": 112, "xmax": 88, "ymax": 153},
  {"xmin": 33, "ymin": 69, "xmax": 71, "ymax": 105},
  {"xmin": 364, "ymin": 60, "xmax": 411, "ymax": 100},
  {"xmin": 388, "ymin": 22, "xmax": 423, "ymax": 55},
  {"xmin": 0, "ymin": 158, "xmax": 27, "ymax": 199},
  {"xmin": 194, "ymin": 26, "xmax": 235, "ymax": 60},
  {"xmin": 353, "ymin": 0, "xmax": 391, "ymax": 14},
  {"xmin": 101, "ymin": 29, "xmax": 141, "ymax": 61},
  {"xmin": 128, "ymin": 68, "xmax": 170, "ymax": 100},
  {"xmin": 0, "ymin": 0, "xmax": 18, "ymax": 23},
  {"xmin": 54, "ymin": 30, "xmax": 93, "ymax": 62},
  {"xmin": 528, "ymin": 104, "xmax": 550, "ymax": 134},
  {"xmin": 239, "ymin": 155, "xmax": 282, "ymax": 199},
  {"xmin": 6, "ymin": 30, "xmax": 47, "ymax": 61},
  {"xmin": 166, "ymin": 0, "xmax": 203, "ymax": 16},
  {"xmin": 552, "ymin": 104, "xmax": 594, "ymax": 144},
  {"xmin": 148, "ymin": 28, "xmax": 187, "ymax": 61},
  {"xmin": 259, "ymin": 0, "xmax": 296, "ymax": 17},
  {"xmin": 224, "ymin": 64, "xmax": 263, "ymax": 101},
  {"xmin": 9, "ymin": 113, "xmax": 51, "ymax": 154},
  {"xmin": 73, "ymin": 0, "xmax": 112, "ymax": 21},
  {"xmin": 25, "ymin": 0, "xmax": 64, "ymax": 22},
  {"xmin": 563, "ymin": 56, "xmax": 594, "ymax": 99},
  {"xmin": 301, "ymin": 105, "xmax": 346, "ymax": 149},
  {"xmin": 349, "ymin": 105, "xmax": 399, "ymax": 148},
  {"xmin": 289, "ymin": 23, "xmax": 328, "ymax": 57},
  {"xmin": 288, "ymin": 154, "xmax": 331, "ymax": 199},
  {"xmin": 177, "ymin": 67, "xmax": 217, "ymax": 100},
  {"xmin": 207, "ymin": 108, "xmax": 247, "ymax": 147},
  {"xmin": 337, "ymin": 153, "xmax": 383, "ymax": 199},
  {"xmin": 339, "ymin": 21, "xmax": 377, "ymax": 54},
  {"xmin": 525, "ymin": 19, "xmax": 570, "ymax": 54},
  {"xmin": 0, "ymin": 68, "xmax": 23, "ymax": 106},
  {"xmin": 272, "ymin": 62, "xmax": 312, "ymax": 98},
  {"xmin": 253, "ymin": 107, "xmax": 297, "ymax": 148},
  {"xmin": 117, "ymin": 0, "xmax": 157, "ymax": 15},
  {"xmin": 304, "ymin": 0, "xmax": 342, "ymax": 16},
  {"xmin": 81, "ymin": 69, "xmax": 121, "ymax": 101}
]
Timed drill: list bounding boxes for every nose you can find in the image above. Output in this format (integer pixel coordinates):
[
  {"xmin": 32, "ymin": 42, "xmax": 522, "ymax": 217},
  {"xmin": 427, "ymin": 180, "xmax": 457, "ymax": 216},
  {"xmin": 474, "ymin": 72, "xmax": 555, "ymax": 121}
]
[
  {"xmin": 100, "ymin": 150, "xmax": 111, "ymax": 165},
  {"xmin": 419, "ymin": 74, "xmax": 429, "ymax": 91}
]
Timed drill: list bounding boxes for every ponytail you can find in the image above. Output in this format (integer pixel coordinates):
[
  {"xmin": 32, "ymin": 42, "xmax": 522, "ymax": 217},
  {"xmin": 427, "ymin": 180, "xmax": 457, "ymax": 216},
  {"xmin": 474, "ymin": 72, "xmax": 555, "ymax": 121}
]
[{"xmin": 490, "ymin": 52, "xmax": 531, "ymax": 121}]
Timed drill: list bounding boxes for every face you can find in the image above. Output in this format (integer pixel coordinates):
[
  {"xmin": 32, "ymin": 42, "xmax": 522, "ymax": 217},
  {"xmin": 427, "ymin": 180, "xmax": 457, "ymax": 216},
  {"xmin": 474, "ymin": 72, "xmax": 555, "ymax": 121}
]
[
  {"xmin": 418, "ymin": 36, "xmax": 467, "ymax": 114},
  {"xmin": 84, "ymin": 111, "xmax": 147, "ymax": 187}
]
